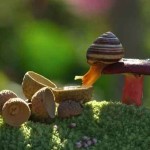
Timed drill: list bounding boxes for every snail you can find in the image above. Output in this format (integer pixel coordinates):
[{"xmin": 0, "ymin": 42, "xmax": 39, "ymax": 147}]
[
  {"xmin": 0, "ymin": 90, "xmax": 18, "ymax": 115},
  {"xmin": 2, "ymin": 98, "xmax": 31, "ymax": 127},
  {"xmin": 75, "ymin": 32, "xmax": 124, "ymax": 87},
  {"xmin": 31, "ymin": 87, "xmax": 56, "ymax": 122}
]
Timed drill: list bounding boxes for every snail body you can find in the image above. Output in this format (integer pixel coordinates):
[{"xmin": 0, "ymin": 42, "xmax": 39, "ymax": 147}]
[{"xmin": 75, "ymin": 32, "xmax": 124, "ymax": 87}]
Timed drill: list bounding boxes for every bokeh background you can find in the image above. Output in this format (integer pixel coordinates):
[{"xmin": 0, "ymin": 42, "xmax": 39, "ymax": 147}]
[{"xmin": 0, "ymin": 0, "xmax": 150, "ymax": 106}]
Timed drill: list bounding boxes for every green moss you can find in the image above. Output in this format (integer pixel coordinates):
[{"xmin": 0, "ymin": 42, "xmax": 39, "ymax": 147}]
[{"xmin": 0, "ymin": 101, "xmax": 150, "ymax": 150}]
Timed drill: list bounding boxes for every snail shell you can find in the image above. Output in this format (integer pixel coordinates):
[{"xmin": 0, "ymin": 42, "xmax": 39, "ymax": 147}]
[
  {"xmin": 87, "ymin": 32, "xmax": 124, "ymax": 65},
  {"xmin": 2, "ymin": 98, "xmax": 31, "ymax": 127},
  {"xmin": 0, "ymin": 90, "xmax": 18, "ymax": 115},
  {"xmin": 31, "ymin": 87, "xmax": 56, "ymax": 122}
]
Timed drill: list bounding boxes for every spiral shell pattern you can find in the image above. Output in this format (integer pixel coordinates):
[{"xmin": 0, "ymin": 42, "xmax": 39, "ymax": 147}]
[
  {"xmin": 2, "ymin": 98, "xmax": 31, "ymax": 127},
  {"xmin": 87, "ymin": 32, "xmax": 124, "ymax": 65}
]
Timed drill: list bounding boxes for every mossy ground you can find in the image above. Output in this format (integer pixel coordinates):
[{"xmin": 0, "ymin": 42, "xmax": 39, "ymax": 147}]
[{"xmin": 0, "ymin": 101, "xmax": 150, "ymax": 150}]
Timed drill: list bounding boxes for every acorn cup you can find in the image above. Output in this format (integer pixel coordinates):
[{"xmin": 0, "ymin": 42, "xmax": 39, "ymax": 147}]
[
  {"xmin": 31, "ymin": 87, "xmax": 56, "ymax": 123},
  {"xmin": 0, "ymin": 90, "xmax": 18, "ymax": 115},
  {"xmin": 52, "ymin": 86, "xmax": 93, "ymax": 103},
  {"xmin": 22, "ymin": 71, "xmax": 57, "ymax": 100},
  {"xmin": 2, "ymin": 98, "xmax": 31, "ymax": 127},
  {"xmin": 57, "ymin": 100, "xmax": 83, "ymax": 118}
]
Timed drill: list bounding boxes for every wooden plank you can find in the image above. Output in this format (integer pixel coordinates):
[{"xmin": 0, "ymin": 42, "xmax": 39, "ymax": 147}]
[{"xmin": 102, "ymin": 58, "xmax": 150, "ymax": 75}]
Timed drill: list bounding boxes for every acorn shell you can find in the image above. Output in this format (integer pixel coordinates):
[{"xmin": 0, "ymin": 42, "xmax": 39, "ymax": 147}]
[
  {"xmin": 2, "ymin": 98, "xmax": 31, "ymax": 127},
  {"xmin": 87, "ymin": 32, "xmax": 124, "ymax": 65},
  {"xmin": 31, "ymin": 87, "xmax": 56, "ymax": 122},
  {"xmin": 52, "ymin": 86, "xmax": 93, "ymax": 103},
  {"xmin": 57, "ymin": 100, "xmax": 83, "ymax": 118},
  {"xmin": 22, "ymin": 71, "xmax": 57, "ymax": 100},
  {"xmin": 0, "ymin": 90, "xmax": 18, "ymax": 115}
]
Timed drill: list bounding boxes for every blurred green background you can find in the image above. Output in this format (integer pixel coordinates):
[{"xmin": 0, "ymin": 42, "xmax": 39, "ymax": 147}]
[{"xmin": 0, "ymin": 0, "xmax": 150, "ymax": 106}]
